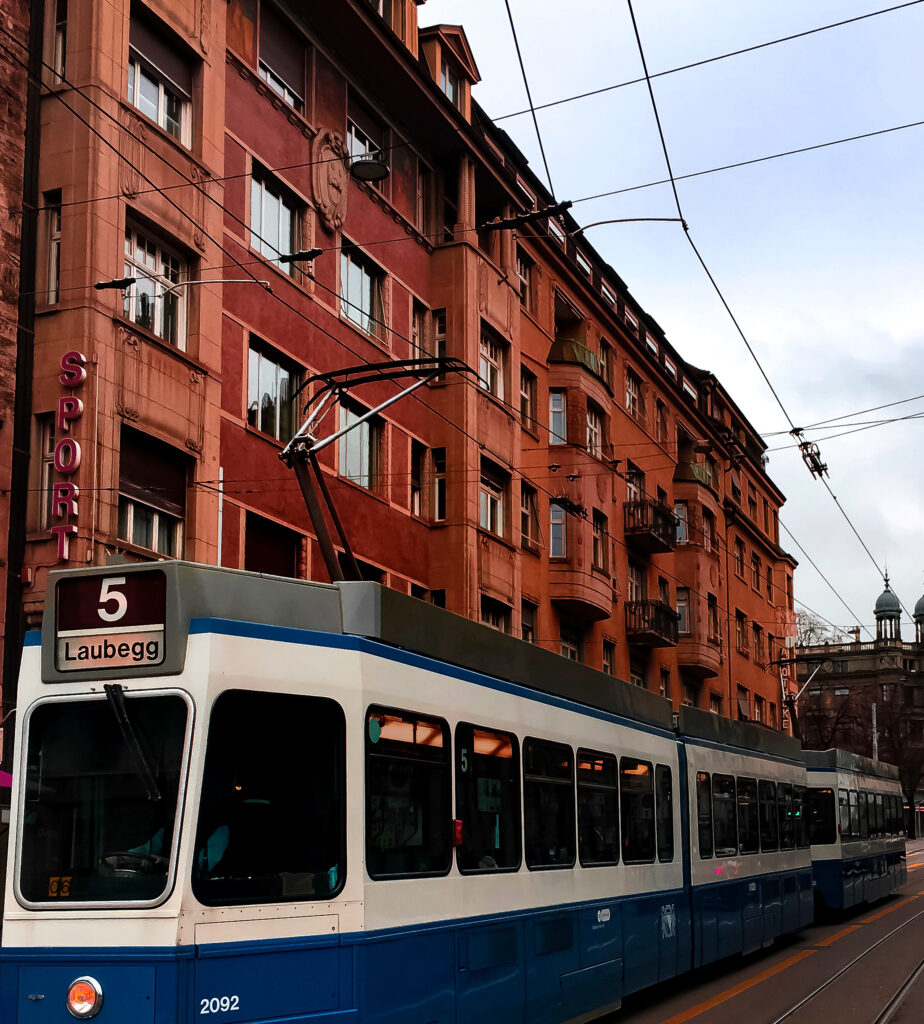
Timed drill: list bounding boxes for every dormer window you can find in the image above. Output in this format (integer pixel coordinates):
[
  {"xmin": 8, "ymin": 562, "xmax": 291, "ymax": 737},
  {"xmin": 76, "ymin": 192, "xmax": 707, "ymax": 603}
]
[{"xmin": 440, "ymin": 60, "xmax": 460, "ymax": 108}]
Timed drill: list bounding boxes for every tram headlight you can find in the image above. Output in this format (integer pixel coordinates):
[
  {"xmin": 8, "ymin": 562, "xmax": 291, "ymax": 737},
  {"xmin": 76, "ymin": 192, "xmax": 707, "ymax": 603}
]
[{"xmin": 66, "ymin": 976, "xmax": 103, "ymax": 1018}]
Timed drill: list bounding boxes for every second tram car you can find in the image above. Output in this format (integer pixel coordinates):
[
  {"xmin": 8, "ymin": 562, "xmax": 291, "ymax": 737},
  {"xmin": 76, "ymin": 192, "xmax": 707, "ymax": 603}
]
[
  {"xmin": 805, "ymin": 748, "xmax": 906, "ymax": 911},
  {"xmin": 0, "ymin": 561, "xmax": 886, "ymax": 1023}
]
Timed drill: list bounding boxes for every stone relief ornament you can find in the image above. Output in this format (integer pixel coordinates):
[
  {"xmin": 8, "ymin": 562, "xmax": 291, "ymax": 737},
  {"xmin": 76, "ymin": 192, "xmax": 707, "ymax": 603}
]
[{"xmin": 312, "ymin": 129, "xmax": 349, "ymax": 231}]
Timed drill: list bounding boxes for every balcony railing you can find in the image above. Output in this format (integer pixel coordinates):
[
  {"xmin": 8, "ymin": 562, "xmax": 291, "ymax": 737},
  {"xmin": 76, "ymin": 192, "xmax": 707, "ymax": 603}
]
[
  {"xmin": 623, "ymin": 498, "xmax": 677, "ymax": 553},
  {"xmin": 625, "ymin": 600, "xmax": 679, "ymax": 647}
]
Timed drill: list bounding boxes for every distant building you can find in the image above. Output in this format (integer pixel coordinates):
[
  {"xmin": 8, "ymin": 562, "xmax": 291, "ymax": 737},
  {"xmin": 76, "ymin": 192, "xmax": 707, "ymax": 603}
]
[
  {"xmin": 2, "ymin": 0, "xmax": 798, "ymax": 752},
  {"xmin": 796, "ymin": 577, "xmax": 924, "ymax": 833}
]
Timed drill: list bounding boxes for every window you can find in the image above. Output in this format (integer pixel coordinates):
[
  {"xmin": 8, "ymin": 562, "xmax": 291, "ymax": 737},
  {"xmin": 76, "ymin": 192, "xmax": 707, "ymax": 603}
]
[
  {"xmin": 340, "ymin": 245, "xmax": 385, "ymax": 337},
  {"xmin": 602, "ymin": 640, "xmax": 615, "ymax": 676},
  {"xmin": 599, "ymin": 339, "xmax": 613, "ymax": 387},
  {"xmin": 347, "ymin": 92, "xmax": 386, "ymax": 169},
  {"xmin": 712, "ymin": 774, "xmax": 737, "ymax": 857},
  {"xmin": 524, "ymin": 739, "xmax": 575, "ymax": 869},
  {"xmin": 586, "ymin": 403, "xmax": 604, "ymax": 456},
  {"xmin": 620, "ymin": 758, "xmax": 655, "ymax": 863},
  {"xmin": 118, "ymin": 428, "xmax": 187, "ymax": 556},
  {"xmin": 548, "ymin": 218, "xmax": 565, "ymax": 245},
  {"xmin": 478, "ymin": 327, "xmax": 505, "ymax": 398},
  {"xmin": 433, "ymin": 447, "xmax": 446, "ymax": 521},
  {"xmin": 433, "ymin": 309, "xmax": 447, "ymax": 366},
  {"xmin": 516, "ymin": 247, "xmax": 533, "ymax": 309},
  {"xmin": 440, "ymin": 60, "xmax": 460, "ymax": 107},
  {"xmin": 752, "ymin": 624, "xmax": 764, "ymax": 664},
  {"xmin": 737, "ymin": 777, "xmax": 759, "ymax": 854},
  {"xmin": 627, "ymin": 561, "xmax": 644, "ymax": 603},
  {"xmin": 258, "ymin": 2, "xmax": 305, "ymax": 111},
  {"xmin": 676, "ymin": 588, "xmax": 690, "ymax": 634},
  {"xmin": 765, "ymin": 566, "xmax": 774, "ymax": 602},
  {"xmin": 592, "ymin": 510, "xmax": 608, "ymax": 571},
  {"xmin": 479, "ymin": 460, "xmax": 506, "ymax": 537},
  {"xmin": 127, "ymin": 16, "xmax": 192, "ymax": 144},
  {"xmin": 480, "ymin": 596, "xmax": 510, "ymax": 633},
  {"xmin": 521, "ymin": 601, "xmax": 537, "ymax": 644},
  {"xmin": 734, "ymin": 538, "xmax": 745, "ymax": 577},
  {"xmin": 575, "ymin": 249, "xmax": 592, "ymax": 277},
  {"xmin": 244, "ymin": 511, "xmax": 300, "ymax": 577},
  {"xmin": 702, "ymin": 509, "xmax": 714, "ymax": 551},
  {"xmin": 410, "ymin": 301, "xmax": 426, "ymax": 356},
  {"xmin": 577, "ymin": 750, "xmax": 619, "ymax": 866},
  {"xmin": 659, "ymin": 668, "xmax": 671, "ymax": 698},
  {"xmin": 656, "ymin": 399, "xmax": 668, "ymax": 442},
  {"xmin": 247, "ymin": 341, "xmax": 298, "ymax": 441},
  {"xmin": 365, "ymin": 707, "xmax": 451, "ymax": 878},
  {"xmin": 122, "ymin": 223, "xmax": 185, "ymax": 346},
  {"xmin": 735, "ymin": 611, "xmax": 747, "ymax": 654},
  {"xmin": 192, "ymin": 690, "xmax": 344, "ymax": 904},
  {"xmin": 708, "ymin": 595, "xmax": 720, "ymax": 641},
  {"xmin": 759, "ymin": 780, "xmax": 778, "ymax": 850},
  {"xmin": 53, "ymin": 0, "xmax": 67, "ymax": 78},
  {"xmin": 455, "ymin": 724, "xmax": 521, "ymax": 872},
  {"xmin": 750, "ymin": 553, "xmax": 761, "ymax": 590},
  {"xmin": 709, "ymin": 691, "xmax": 722, "ymax": 715},
  {"xmin": 629, "ymin": 658, "xmax": 646, "ymax": 689},
  {"xmin": 625, "ymin": 464, "xmax": 643, "ymax": 503},
  {"xmin": 520, "ymin": 484, "xmax": 539, "ymax": 550},
  {"xmin": 795, "ymin": 786, "xmax": 810, "ymax": 848},
  {"xmin": 46, "ymin": 190, "xmax": 61, "ymax": 303},
  {"xmin": 656, "ymin": 765, "xmax": 674, "ymax": 862},
  {"xmin": 624, "ymin": 309, "xmax": 639, "ymax": 335},
  {"xmin": 549, "ymin": 389, "xmax": 567, "ymax": 444},
  {"xmin": 339, "ymin": 400, "xmax": 381, "ymax": 489},
  {"xmin": 560, "ymin": 628, "xmax": 581, "ymax": 662},
  {"xmin": 550, "ymin": 502, "xmax": 566, "ymax": 558},
  {"xmin": 658, "ymin": 576, "xmax": 670, "ymax": 606},
  {"xmin": 23, "ymin": 693, "xmax": 189, "ymax": 906},
  {"xmin": 625, "ymin": 367, "xmax": 642, "ymax": 418},
  {"xmin": 737, "ymin": 685, "xmax": 750, "ymax": 720},
  {"xmin": 601, "ymin": 281, "xmax": 617, "ymax": 306},
  {"xmin": 520, "ymin": 367, "xmax": 536, "ymax": 429},
  {"xmin": 778, "ymin": 783, "xmax": 795, "ymax": 850},
  {"xmin": 807, "ymin": 788, "xmax": 836, "ymax": 845},
  {"xmin": 663, "ymin": 356, "xmax": 676, "ymax": 379},
  {"xmin": 696, "ymin": 772, "xmax": 713, "ymax": 858},
  {"xmin": 748, "ymin": 494, "xmax": 758, "ymax": 521},
  {"xmin": 410, "ymin": 440, "xmax": 424, "ymax": 515},
  {"xmin": 674, "ymin": 501, "xmax": 688, "ymax": 543}
]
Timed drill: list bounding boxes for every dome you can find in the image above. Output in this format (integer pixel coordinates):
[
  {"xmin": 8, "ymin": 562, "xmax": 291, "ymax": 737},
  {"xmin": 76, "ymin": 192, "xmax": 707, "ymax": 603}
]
[
  {"xmin": 915, "ymin": 593, "xmax": 924, "ymax": 620},
  {"xmin": 875, "ymin": 579, "xmax": 901, "ymax": 616}
]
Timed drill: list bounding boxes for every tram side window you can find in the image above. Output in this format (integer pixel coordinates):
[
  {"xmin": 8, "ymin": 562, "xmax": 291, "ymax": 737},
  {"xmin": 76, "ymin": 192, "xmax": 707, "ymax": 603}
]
[
  {"xmin": 848, "ymin": 790, "xmax": 859, "ymax": 839},
  {"xmin": 192, "ymin": 691, "xmax": 346, "ymax": 906},
  {"xmin": 737, "ymin": 777, "xmax": 759, "ymax": 854},
  {"xmin": 577, "ymin": 749, "xmax": 619, "ymax": 866},
  {"xmin": 456, "ymin": 724, "xmax": 521, "ymax": 872},
  {"xmin": 858, "ymin": 791, "xmax": 869, "ymax": 840},
  {"xmin": 712, "ymin": 774, "xmax": 737, "ymax": 857},
  {"xmin": 656, "ymin": 764, "xmax": 674, "ymax": 862},
  {"xmin": 794, "ymin": 785, "xmax": 810, "ymax": 848},
  {"xmin": 524, "ymin": 738, "xmax": 575, "ymax": 868},
  {"xmin": 759, "ymin": 779, "xmax": 779, "ymax": 851},
  {"xmin": 620, "ymin": 758, "xmax": 655, "ymax": 863},
  {"xmin": 778, "ymin": 783, "xmax": 794, "ymax": 849},
  {"xmin": 696, "ymin": 771, "xmax": 713, "ymax": 858},
  {"xmin": 875, "ymin": 794, "xmax": 884, "ymax": 836},
  {"xmin": 807, "ymin": 787, "xmax": 836, "ymax": 845},
  {"xmin": 366, "ymin": 706, "xmax": 451, "ymax": 879}
]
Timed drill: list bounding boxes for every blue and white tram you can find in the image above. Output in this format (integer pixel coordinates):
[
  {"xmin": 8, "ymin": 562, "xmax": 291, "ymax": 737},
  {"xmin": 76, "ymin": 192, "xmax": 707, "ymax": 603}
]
[
  {"xmin": 804, "ymin": 749, "xmax": 906, "ymax": 911},
  {"xmin": 2, "ymin": 561, "xmax": 811, "ymax": 1024}
]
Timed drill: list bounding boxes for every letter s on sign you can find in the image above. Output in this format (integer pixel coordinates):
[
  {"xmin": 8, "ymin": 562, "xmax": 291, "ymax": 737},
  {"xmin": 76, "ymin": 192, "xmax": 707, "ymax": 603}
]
[
  {"xmin": 98, "ymin": 577, "xmax": 128, "ymax": 623},
  {"xmin": 59, "ymin": 351, "xmax": 88, "ymax": 388}
]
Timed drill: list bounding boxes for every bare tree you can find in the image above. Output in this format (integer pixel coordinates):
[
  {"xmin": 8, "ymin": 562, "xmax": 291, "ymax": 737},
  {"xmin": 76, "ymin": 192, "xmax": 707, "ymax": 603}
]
[
  {"xmin": 799, "ymin": 689, "xmax": 866, "ymax": 752},
  {"xmin": 876, "ymin": 682, "xmax": 924, "ymax": 838},
  {"xmin": 795, "ymin": 610, "xmax": 841, "ymax": 647}
]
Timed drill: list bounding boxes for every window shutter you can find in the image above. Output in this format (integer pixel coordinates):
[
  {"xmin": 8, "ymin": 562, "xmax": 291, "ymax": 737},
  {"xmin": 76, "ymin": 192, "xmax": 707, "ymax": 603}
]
[
  {"xmin": 259, "ymin": 3, "xmax": 305, "ymax": 99},
  {"xmin": 129, "ymin": 15, "xmax": 193, "ymax": 96},
  {"xmin": 119, "ymin": 428, "xmax": 188, "ymax": 517}
]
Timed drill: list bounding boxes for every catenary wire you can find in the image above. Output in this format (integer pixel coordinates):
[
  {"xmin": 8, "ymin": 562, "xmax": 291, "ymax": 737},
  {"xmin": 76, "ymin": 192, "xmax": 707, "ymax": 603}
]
[
  {"xmin": 763, "ymin": 391, "xmax": 924, "ymax": 435},
  {"xmin": 493, "ymin": 0, "xmax": 924, "ymax": 122}
]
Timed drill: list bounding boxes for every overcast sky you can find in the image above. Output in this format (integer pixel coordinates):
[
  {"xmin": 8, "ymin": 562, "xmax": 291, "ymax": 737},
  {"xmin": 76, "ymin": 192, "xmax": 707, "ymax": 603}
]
[{"xmin": 422, "ymin": 0, "xmax": 924, "ymax": 640}]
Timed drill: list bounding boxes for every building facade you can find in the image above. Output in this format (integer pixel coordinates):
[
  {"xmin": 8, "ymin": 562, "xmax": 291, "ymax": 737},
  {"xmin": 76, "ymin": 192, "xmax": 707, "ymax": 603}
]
[
  {"xmin": 797, "ymin": 579, "xmax": 924, "ymax": 831},
  {"xmin": 3, "ymin": 0, "xmax": 798, "ymax": 751}
]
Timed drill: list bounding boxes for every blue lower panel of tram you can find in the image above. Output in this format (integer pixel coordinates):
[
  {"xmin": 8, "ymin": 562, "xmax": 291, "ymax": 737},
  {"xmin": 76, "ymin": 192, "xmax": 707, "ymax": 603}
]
[{"xmin": 812, "ymin": 852, "xmax": 907, "ymax": 909}]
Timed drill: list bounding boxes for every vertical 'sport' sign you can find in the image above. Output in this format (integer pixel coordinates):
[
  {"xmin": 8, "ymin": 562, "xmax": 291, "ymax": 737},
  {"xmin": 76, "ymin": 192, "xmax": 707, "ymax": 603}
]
[{"xmin": 55, "ymin": 571, "xmax": 167, "ymax": 671}]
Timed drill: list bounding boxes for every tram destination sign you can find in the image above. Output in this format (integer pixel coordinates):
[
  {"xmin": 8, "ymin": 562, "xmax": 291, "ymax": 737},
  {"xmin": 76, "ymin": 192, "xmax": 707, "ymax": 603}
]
[{"xmin": 55, "ymin": 570, "xmax": 167, "ymax": 672}]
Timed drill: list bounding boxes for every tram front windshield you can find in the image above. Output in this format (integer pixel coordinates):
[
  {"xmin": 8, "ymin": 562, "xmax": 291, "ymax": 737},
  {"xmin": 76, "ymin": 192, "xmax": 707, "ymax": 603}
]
[{"xmin": 20, "ymin": 693, "xmax": 188, "ymax": 904}]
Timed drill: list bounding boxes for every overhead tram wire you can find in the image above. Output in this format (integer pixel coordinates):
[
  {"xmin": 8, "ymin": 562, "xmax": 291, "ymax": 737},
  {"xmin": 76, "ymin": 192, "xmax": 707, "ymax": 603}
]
[
  {"xmin": 762, "ymin": 391, "xmax": 924, "ymax": 435},
  {"xmin": 501, "ymin": 0, "xmax": 556, "ymax": 197},
  {"xmin": 625, "ymin": 0, "xmax": 909, "ymax": 622},
  {"xmin": 493, "ymin": 0, "xmax": 924, "ymax": 123},
  {"xmin": 0, "ymin": 28, "xmax": 862, "ymax": 633}
]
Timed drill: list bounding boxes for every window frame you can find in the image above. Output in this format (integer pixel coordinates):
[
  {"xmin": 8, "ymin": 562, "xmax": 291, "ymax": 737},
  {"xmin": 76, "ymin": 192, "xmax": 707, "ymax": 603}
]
[
  {"xmin": 122, "ymin": 222, "xmax": 186, "ymax": 348},
  {"xmin": 247, "ymin": 340, "xmax": 300, "ymax": 442},
  {"xmin": 577, "ymin": 748, "xmax": 620, "ymax": 867},
  {"xmin": 620, "ymin": 757, "xmax": 656, "ymax": 864},
  {"xmin": 338, "ymin": 400, "xmax": 382, "ymax": 490},
  {"xmin": 524, "ymin": 737, "xmax": 576, "ymax": 870},
  {"xmin": 126, "ymin": 51, "xmax": 190, "ymax": 146},
  {"xmin": 340, "ymin": 244, "xmax": 386, "ymax": 339},
  {"xmin": 549, "ymin": 389, "xmax": 567, "ymax": 445}
]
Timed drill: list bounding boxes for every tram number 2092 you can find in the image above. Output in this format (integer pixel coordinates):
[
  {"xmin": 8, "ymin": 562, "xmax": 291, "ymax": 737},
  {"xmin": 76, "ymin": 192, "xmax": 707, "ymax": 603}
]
[{"xmin": 200, "ymin": 996, "xmax": 240, "ymax": 1015}]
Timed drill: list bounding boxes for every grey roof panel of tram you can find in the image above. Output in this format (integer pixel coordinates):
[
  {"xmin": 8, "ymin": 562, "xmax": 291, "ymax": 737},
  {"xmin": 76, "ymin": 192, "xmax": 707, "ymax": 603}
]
[
  {"xmin": 675, "ymin": 704, "xmax": 804, "ymax": 761},
  {"xmin": 803, "ymin": 747, "xmax": 900, "ymax": 781},
  {"xmin": 338, "ymin": 581, "xmax": 675, "ymax": 732}
]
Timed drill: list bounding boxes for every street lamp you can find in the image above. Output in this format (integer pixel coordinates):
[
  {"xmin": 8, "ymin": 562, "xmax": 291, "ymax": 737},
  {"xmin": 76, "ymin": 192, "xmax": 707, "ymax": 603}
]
[
  {"xmin": 567, "ymin": 217, "xmax": 686, "ymax": 237},
  {"xmin": 95, "ymin": 276, "xmax": 272, "ymax": 294}
]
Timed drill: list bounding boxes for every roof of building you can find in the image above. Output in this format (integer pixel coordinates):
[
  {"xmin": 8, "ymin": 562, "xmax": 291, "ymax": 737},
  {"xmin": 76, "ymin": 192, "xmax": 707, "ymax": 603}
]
[
  {"xmin": 915, "ymin": 593, "xmax": 924, "ymax": 619},
  {"xmin": 875, "ymin": 577, "xmax": 901, "ymax": 615}
]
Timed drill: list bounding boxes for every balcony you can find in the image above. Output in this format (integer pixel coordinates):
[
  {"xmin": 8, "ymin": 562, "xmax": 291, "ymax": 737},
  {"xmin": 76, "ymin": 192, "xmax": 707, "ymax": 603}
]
[
  {"xmin": 676, "ymin": 636, "xmax": 721, "ymax": 678},
  {"xmin": 625, "ymin": 600, "xmax": 679, "ymax": 647},
  {"xmin": 549, "ymin": 564, "xmax": 613, "ymax": 622},
  {"xmin": 623, "ymin": 498, "xmax": 677, "ymax": 554}
]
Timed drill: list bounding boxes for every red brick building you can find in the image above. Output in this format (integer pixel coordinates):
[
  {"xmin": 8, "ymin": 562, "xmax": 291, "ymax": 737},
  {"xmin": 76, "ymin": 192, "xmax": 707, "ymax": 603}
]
[{"xmin": 2, "ymin": 0, "xmax": 798, "ymax": 746}]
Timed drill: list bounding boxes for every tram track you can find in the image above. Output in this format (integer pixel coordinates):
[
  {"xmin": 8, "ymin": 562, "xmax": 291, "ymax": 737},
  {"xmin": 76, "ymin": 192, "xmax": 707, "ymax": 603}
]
[{"xmin": 768, "ymin": 903, "xmax": 924, "ymax": 1024}]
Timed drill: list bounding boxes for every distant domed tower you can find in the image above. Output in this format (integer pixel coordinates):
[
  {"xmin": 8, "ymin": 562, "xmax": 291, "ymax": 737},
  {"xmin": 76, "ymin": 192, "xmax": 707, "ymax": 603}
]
[
  {"xmin": 914, "ymin": 589, "xmax": 924, "ymax": 644},
  {"xmin": 875, "ymin": 575, "xmax": 902, "ymax": 642}
]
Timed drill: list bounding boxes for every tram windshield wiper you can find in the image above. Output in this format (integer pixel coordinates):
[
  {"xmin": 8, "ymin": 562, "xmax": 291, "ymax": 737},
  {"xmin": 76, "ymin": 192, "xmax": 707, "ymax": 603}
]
[{"xmin": 104, "ymin": 683, "xmax": 162, "ymax": 802}]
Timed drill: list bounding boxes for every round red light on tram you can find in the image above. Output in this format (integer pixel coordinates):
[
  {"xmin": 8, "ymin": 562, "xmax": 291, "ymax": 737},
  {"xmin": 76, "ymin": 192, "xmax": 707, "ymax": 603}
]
[{"xmin": 66, "ymin": 976, "xmax": 103, "ymax": 1018}]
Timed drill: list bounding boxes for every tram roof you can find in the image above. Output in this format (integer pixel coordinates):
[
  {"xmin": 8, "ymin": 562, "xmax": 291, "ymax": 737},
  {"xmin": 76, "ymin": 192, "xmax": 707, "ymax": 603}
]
[
  {"xmin": 675, "ymin": 705, "xmax": 803, "ymax": 762},
  {"xmin": 802, "ymin": 748, "xmax": 900, "ymax": 781}
]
